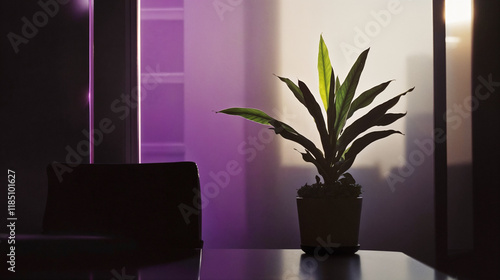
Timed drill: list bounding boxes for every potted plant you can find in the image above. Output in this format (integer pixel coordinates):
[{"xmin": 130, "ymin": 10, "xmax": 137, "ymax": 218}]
[{"xmin": 217, "ymin": 35, "xmax": 414, "ymax": 254}]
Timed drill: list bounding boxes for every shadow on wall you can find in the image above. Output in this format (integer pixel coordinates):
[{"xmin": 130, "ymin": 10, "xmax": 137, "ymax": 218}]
[
  {"xmin": 358, "ymin": 114, "xmax": 435, "ymax": 265},
  {"xmin": 355, "ymin": 54, "xmax": 435, "ymax": 265}
]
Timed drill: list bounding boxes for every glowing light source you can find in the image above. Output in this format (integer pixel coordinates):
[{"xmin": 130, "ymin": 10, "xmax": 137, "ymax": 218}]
[
  {"xmin": 445, "ymin": 0, "xmax": 473, "ymax": 165},
  {"xmin": 138, "ymin": 0, "xmax": 142, "ymax": 163},
  {"xmin": 89, "ymin": 0, "xmax": 94, "ymax": 163},
  {"xmin": 445, "ymin": 0, "xmax": 472, "ymax": 24},
  {"xmin": 445, "ymin": 36, "xmax": 461, "ymax": 43}
]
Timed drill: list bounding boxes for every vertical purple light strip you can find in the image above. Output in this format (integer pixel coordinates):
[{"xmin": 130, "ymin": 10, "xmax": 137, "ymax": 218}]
[
  {"xmin": 137, "ymin": 0, "xmax": 142, "ymax": 163},
  {"xmin": 89, "ymin": 0, "xmax": 94, "ymax": 163}
]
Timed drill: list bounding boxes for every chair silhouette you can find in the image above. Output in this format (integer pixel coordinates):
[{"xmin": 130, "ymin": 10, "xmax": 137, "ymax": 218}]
[{"xmin": 43, "ymin": 162, "xmax": 203, "ymax": 257}]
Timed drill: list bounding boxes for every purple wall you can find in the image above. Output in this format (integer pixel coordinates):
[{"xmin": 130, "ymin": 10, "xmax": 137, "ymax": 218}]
[
  {"xmin": 140, "ymin": 0, "xmax": 185, "ymax": 163},
  {"xmin": 184, "ymin": 0, "xmax": 249, "ymax": 248}
]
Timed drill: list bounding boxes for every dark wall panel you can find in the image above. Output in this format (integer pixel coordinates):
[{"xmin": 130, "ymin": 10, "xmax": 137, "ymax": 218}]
[
  {"xmin": 93, "ymin": 0, "xmax": 138, "ymax": 163},
  {"xmin": 472, "ymin": 0, "xmax": 500, "ymax": 278},
  {"xmin": 1, "ymin": 1, "xmax": 89, "ymax": 233}
]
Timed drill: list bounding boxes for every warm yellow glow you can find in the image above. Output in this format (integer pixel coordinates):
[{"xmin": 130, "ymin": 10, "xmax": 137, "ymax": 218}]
[
  {"xmin": 445, "ymin": 0, "xmax": 472, "ymax": 24},
  {"xmin": 445, "ymin": 36, "xmax": 461, "ymax": 44},
  {"xmin": 445, "ymin": 0, "xmax": 473, "ymax": 165}
]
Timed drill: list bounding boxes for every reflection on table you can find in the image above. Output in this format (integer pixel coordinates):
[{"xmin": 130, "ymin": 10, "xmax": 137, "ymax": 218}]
[{"xmin": 0, "ymin": 236, "xmax": 455, "ymax": 280}]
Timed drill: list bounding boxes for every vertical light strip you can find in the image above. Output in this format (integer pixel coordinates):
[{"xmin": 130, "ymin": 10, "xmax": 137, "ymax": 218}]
[
  {"xmin": 89, "ymin": 0, "xmax": 94, "ymax": 163},
  {"xmin": 445, "ymin": 0, "xmax": 473, "ymax": 165},
  {"xmin": 137, "ymin": 0, "xmax": 142, "ymax": 163},
  {"xmin": 445, "ymin": 0, "xmax": 474, "ymax": 254}
]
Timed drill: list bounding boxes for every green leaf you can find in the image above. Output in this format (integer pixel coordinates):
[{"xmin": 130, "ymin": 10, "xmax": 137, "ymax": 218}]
[
  {"xmin": 334, "ymin": 48, "xmax": 370, "ymax": 139},
  {"xmin": 327, "ymin": 69, "xmax": 336, "ymax": 162},
  {"xmin": 299, "ymin": 80, "xmax": 332, "ymax": 160},
  {"xmin": 347, "ymin": 80, "xmax": 393, "ymax": 119},
  {"xmin": 342, "ymin": 172, "xmax": 355, "ymax": 184},
  {"xmin": 339, "ymin": 172, "xmax": 355, "ymax": 185},
  {"xmin": 336, "ymin": 87, "xmax": 413, "ymax": 159},
  {"xmin": 338, "ymin": 112, "xmax": 407, "ymax": 159},
  {"xmin": 338, "ymin": 130, "xmax": 402, "ymax": 175},
  {"xmin": 217, "ymin": 107, "xmax": 297, "ymax": 134},
  {"xmin": 276, "ymin": 75, "xmax": 305, "ymax": 106},
  {"xmin": 299, "ymin": 149, "xmax": 331, "ymax": 183},
  {"xmin": 270, "ymin": 120, "xmax": 326, "ymax": 167},
  {"xmin": 345, "ymin": 130, "xmax": 403, "ymax": 161},
  {"xmin": 335, "ymin": 76, "xmax": 340, "ymax": 93},
  {"xmin": 318, "ymin": 35, "xmax": 332, "ymax": 110},
  {"xmin": 374, "ymin": 113, "xmax": 407, "ymax": 126},
  {"xmin": 219, "ymin": 107, "xmax": 327, "ymax": 172},
  {"xmin": 218, "ymin": 107, "xmax": 272, "ymax": 125},
  {"xmin": 337, "ymin": 158, "xmax": 355, "ymax": 178}
]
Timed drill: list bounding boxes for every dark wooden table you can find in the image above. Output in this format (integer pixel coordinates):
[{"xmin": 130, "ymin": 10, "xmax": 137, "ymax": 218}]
[
  {"xmin": 1, "ymin": 237, "xmax": 456, "ymax": 280},
  {"xmin": 200, "ymin": 249, "xmax": 456, "ymax": 280}
]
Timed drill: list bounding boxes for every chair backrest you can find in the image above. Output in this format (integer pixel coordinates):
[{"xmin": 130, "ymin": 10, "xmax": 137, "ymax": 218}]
[{"xmin": 44, "ymin": 162, "xmax": 203, "ymax": 249}]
